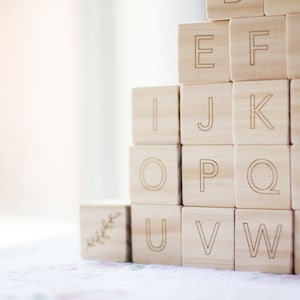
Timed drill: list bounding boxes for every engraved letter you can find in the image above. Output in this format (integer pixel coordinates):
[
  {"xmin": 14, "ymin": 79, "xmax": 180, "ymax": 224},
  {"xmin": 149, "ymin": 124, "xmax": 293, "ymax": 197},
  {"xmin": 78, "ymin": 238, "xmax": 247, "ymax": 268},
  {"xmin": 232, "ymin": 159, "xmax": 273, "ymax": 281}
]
[
  {"xmin": 250, "ymin": 94, "xmax": 273, "ymax": 129},
  {"xmin": 196, "ymin": 221, "xmax": 220, "ymax": 255},
  {"xmin": 197, "ymin": 97, "xmax": 214, "ymax": 131},
  {"xmin": 195, "ymin": 35, "xmax": 215, "ymax": 69},
  {"xmin": 200, "ymin": 159, "xmax": 219, "ymax": 192},
  {"xmin": 249, "ymin": 31, "xmax": 269, "ymax": 66},
  {"xmin": 152, "ymin": 98, "xmax": 158, "ymax": 131},
  {"xmin": 146, "ymin": 218, "xmax": 167, "ymax": 252}
]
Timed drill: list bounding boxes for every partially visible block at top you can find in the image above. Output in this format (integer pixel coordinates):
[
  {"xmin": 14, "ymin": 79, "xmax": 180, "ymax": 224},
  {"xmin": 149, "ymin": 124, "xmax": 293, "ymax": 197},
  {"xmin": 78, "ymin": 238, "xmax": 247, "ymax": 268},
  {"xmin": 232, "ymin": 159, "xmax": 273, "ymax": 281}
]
[
  {"xmin": 132, "ymin": 86, "xmax": 180, "ymax": 145},
  {"xmin": 265, "ymin": 0, "xmax": 300, "ymax": 16},
  {"xmin": 178, "ymin": 21, "xmax": 229, "ymax": 84},
  {"xmin": 206, "ymin": 0, "xmax": 264, "ymax": 20}
]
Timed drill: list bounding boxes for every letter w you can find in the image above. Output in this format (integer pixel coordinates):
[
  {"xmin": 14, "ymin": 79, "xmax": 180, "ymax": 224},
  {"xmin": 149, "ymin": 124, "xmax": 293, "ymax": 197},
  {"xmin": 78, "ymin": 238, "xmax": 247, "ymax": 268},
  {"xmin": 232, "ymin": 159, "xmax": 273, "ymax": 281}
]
[{"xmin": 196, "ymin": 221, "xmax": 220, "ymax": 255}]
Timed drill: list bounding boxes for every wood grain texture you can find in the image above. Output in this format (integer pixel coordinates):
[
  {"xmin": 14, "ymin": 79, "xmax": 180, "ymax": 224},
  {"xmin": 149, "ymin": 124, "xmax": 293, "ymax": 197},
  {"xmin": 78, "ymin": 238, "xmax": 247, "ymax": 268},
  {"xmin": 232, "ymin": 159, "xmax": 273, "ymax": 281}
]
[
  {"xmin": 178, "ymin": 21, "xmax": 229, "ymax": 84},
  {"xmin": 181, "ymin": 83, "xmax": 233, "ymax": 145},
  {"xmin": 130, "ymin": 145, "xmax": 181, "ymax": 205},
  {"xmin": 206, "ymin": 0, "xmax": 263, "ymax": 20},
  {"xmin": 80, "ymin": 201, "xmax": 131, "ymax": 262},
  {"xmin": 235, "ymin": 146, "xmax": 291, "ymax": 209},
  {"xmin": 264, "ymin": 0, "xmax": 300, "ymax": 16},
  {"xmin": 230, "ymin": 16, "xmax": 286, "ymax": 81},
  {"xmin": 182, "ymin": 207, "xmax": 234, "ymax": 270},
  {"xmin": 132, "ymin": 86, "xmax": 180, "ymax": 145},
  {"xmin": 291, "ymin": 145, "xmax": 300, "ymax": 210},
  {"xmin": 235, "ymin": 209, "xmax": 293, "ymax": 274},
  {"xmin": 131, "ymin": 205, "xmax": 182, "ymax": 265},
  {"xmin": 294, "ymin": 210, "xmax": 300, "ymax": 274},
  {"xmin": 291, "ymin": 80, "xmax": 300, "ymax": 144},
  {"xmin": 233, "ymin": 80, "xmax": 290, "ymax": 145}
]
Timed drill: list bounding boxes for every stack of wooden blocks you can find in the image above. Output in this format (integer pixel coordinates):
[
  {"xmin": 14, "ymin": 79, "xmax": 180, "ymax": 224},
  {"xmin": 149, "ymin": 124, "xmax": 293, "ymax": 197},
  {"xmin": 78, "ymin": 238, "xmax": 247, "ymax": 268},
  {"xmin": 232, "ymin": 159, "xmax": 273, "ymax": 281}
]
[{"xmin": 80, "ymin": 0, "xmax": 300, "ymax": 275}]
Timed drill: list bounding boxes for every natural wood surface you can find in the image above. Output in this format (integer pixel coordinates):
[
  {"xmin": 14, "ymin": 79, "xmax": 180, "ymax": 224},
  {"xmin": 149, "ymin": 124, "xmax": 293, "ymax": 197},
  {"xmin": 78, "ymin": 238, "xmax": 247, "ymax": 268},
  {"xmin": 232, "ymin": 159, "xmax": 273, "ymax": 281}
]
[
  {"xmin": 292, "ymin": 145, "xmax": 300, "ymax": 210},
  {"xmin": 291, "ymin": 80, "xmax": 300, "ymax": 144},
  {"xmin": 264, "ymin": 0, "xmax": 300, "ymax": 16},
  {"xmin": 294, "ymin": 210, "xmax": 300, "ymax": 274}
]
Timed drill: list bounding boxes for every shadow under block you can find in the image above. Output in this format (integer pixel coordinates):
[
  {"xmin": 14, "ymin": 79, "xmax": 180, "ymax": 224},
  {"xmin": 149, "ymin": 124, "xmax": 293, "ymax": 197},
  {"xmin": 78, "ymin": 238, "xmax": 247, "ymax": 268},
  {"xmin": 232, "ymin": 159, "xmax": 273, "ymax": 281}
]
[
  {"xmin": 287, "ymin": 14, "xmax": 300, "ymax": 79},
  {"xmin": 291, "ymin": 80, "xmax": 300, "ymax": 144},
  {"xmin": 295, "ymin": 211, "xmax": 300, "ymax": 274},
  {"xmin": 230, "ymin": 16, "xmax": 286, "ymax": 82},
  {"xmin": 178, "ymin": 21, "xmax": 229, "ymax": 84},
  {"xmin": 264, "ymin": 0, "xmax": 300, "ymax": 16},
  {"xmin": 80, "ymin": 201, "xmax": 130, "ymax": 262},
  {"xmin": 235, "ymin": 146, "xmax": 291, "ymax": 209},
  {"xmin": 235, "ymin": 209, "xmax": 293, "ymax": 274},
  {"xmin": 131, "ymin": 205, "xmax": 181, "ymax": 265},
  {"xmin": 181, "ymin": 83, "xmax": 232, "ymax": 145},
  {"xmin": 292, "ymin": 145, "xmax": 300, "ymax": 210},
  {"xmin": 132, "ymin": 86, "xmax": 180, "ymax": 145},
  {"xmin": 206, "ymin": 0, "xmax": 263, "ymax": 21},
  {"xmin": 130, "ymin": 145, "xmax": 181, "ymax": 205},
  {"xmin": 182, "ymin": 146, "xmax": 234, "ymax": 208},
  {"xmin": 233, "ymin": 80, "xmax": 289, "ymax": 145},
  {"xmin": 182, "ymin": 207, "xmax": 234, "ymax": 270}
]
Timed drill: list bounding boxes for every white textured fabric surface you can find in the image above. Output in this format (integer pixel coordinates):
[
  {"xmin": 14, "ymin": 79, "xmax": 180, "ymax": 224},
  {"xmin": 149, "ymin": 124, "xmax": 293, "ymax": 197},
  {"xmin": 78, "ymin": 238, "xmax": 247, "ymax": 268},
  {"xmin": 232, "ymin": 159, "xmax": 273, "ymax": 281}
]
[{"xmin": 1, "ymin": 233, "xmax": 300, "ymax": 300}]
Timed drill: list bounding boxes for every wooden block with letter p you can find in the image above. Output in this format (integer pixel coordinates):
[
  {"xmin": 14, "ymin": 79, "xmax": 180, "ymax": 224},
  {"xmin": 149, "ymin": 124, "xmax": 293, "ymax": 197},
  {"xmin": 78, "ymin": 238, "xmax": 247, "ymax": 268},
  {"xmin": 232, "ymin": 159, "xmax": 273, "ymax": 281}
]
[
  {"xmin": 80, "ymin": 200, "xmax": 131, "ymax": 262},
  {"xmin": 235, "ymin": 209, "xmax": 293, "ymax": 274},
  {"xmin": 178, "ymin": 21, "xmax": 229, "ymax": 84},
  {"xmin": 230, "ymin": 16, "xmax": 286, "ymax": 81},
  {"xmin": 265, "ymin": 0, "xmax": 300, "ymax": 16}
]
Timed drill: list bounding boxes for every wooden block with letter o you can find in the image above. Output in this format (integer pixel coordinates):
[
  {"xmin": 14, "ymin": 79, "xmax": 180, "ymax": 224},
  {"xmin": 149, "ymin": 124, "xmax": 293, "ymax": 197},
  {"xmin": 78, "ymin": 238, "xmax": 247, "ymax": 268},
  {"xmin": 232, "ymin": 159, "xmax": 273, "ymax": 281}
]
[
  {"xmin": 265, "ymin": 0, "xmax": 300, "ymax": 16},
  {"xmin": 182, "ymin": 207, "xmax": 234, "ymax": 270},
  {"xmin": 230, "ymin": 16, "xmax": 286, "ymax": 81},
  {"xmin": 178, "ymin": 21, "xmax": 229, "ymax": 84},
  {"xmin": 235, "ymin": 209, "xmax": 293, "ymax": 274}
]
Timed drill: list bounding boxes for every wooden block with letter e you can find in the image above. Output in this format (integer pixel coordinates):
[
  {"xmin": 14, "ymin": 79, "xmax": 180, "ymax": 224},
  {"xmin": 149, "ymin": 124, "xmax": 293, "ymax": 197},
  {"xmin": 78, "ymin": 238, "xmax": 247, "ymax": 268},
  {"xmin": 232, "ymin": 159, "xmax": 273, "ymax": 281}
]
[
  {"xmin": 206, "ymin": 0, "xmax": 263, "ymax": 20},
  {"xmin": 235, "ymin": 146, "xmax": 291, "ymax": 209},
  {"xmin": 230, "ymin": 16, "xmax": 286, "ymax": 81},
  {"xmin": 80, "ymin": 200, "xmax": 131, "ymax": 262},
  {"xmin": 265, "ymin": 0, "xmax": 300, "ymax": 16},
  {"xmin": 130, "ymin": 145, "xmax": 181, "ymax": 205},
  {"xmin": 178, "ymin": 21, "xmax": 229, "ymax": 84},
  {"xmin": 235, "ymin": 209, "xmax": 293, "ymax": 274},
  {"xmin": 181, "ymin": 82, "xmax": 232, "ymax": 145},
  {"xmin": 131, "ymin": 205, "xmax": 181, "ymax": 266},
  {"xmin": 233, "ymin": 80, "xmax": 289, "ymax": 145},
  {"xmin": 182, "ymin": 207, "xmax": 234, "ymax": 270},
  {"xmin": 294, "ymin": 210, "xmax": 300, "ymax": 274},
  {"xmin": 182, "ymin": 145, "xmax": 234, "ymax": 208},
  {"xmin": 132, "ymin": 86, "xmax": 180, "ymax": 145},
  {"xmin": 292, "ymin": 145, "xmax": 300, "ymax": 210}
]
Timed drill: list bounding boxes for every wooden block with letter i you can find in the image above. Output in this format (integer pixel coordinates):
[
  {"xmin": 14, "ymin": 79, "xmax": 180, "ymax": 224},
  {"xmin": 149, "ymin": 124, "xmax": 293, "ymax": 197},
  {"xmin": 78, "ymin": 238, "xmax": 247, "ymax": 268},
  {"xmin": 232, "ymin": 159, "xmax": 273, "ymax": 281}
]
[
  {"xmin": 131, "ymin": 205, "xmax": 181, "ymax": 265},
  {"xmin": 235, "ymin": 209, "xmax": 293, "ymax": 274},
  {"xmin": 80, "ymin": 200, "xmax": 131, "ymax": 262},
  {"xmin": 182, "ymin": 207, "xmax": 234, "ymax": 270},
  {"xmin": 265, "ymin": 0, "xmax": 300, "ymax": 16}
]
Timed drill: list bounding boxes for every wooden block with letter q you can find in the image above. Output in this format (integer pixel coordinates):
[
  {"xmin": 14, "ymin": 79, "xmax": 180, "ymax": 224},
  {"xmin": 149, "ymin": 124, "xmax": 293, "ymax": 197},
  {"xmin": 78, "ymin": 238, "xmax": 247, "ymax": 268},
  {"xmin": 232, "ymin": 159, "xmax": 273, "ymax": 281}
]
[
  {"xmin": 230, "ymin": 16, "xmax": 286, "ymax": 81},
  {"xmin": 265, "ymin": 0, "xmax": 300, "ymax": 16},
  {"xmin": 291, "ymin": 80, "xmax": 300, "ymax": 144},
  {"xmin": 178, "ymin": 21, "xmax": 229, "ymax": 84},
  {"xmin": 235, "ymin": 209, "xmax": 293, "ymax": 274},
  {"xmin": 206, "ymin": 0, "xmax": 263, "ymax": 20},
  {"xmin": 80, "ymin": 200, "xmax": 131, "ymax": 262}
]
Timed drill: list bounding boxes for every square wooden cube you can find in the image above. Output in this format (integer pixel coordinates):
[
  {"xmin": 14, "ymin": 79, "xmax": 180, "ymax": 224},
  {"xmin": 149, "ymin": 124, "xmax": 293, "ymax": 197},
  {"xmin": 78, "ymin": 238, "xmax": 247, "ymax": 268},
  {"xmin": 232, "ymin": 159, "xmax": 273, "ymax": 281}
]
[
  {"xmin": 295, "ymin": 210, "xmax": 300, "ymax": 274},
  {"xmin": 235, "ymin": 146, "xmax": 291, "ymax": 209},
  {"xmin": 292, "ymin": 145, "xmax": 300, "ymax": 210},
  {"xmin": 178, "ymin": 21, "xmax": 229, "ymax": 84},
  {"xmin": 130, "ymin": 145, "xmax": 181, "ymax": 205},
  {"xmin": 181, "ymin": 83, "xmax": 232, "ymax": 145},
  {"xmin": 182, "ymin": 145, "xmax": 234, "ymax": 208},
  {"xmin": 206, "ymin": 0, "xmax": 263, "ymax": 20},
  {"xmin": 265, "ymin": 0, "xmax": 300, "ymax": 16},
  {"xmin": 235, "ymin": 209, "xmax": 293, "ymax": 274},
  {"xmin": 230, "ymin": 16, "xmax": 286, "ymax": 81},
  {"xmin": 132, "ymin": 86, "xmax": 180, "ymax": 145},
  {"xmin": 233, "ymin": 80, "xmax": 289, "ymax": 145},
  {"xmin": 287, "ymin": 14, "xmax": 300, "ymax": 79},
  {"xmin": 80, "ymin": 200, "xmax": 131, "ymax": 262},
  {"xmin": 131, "ymin": 205, "xmax": 181, "ymax": 265},
  {"xmin": 182, "ymin": 207, "xmax": 234, "ymax": 270},
  {"xmin": 291, "ymin": 80, "xmax": 300, "ymax": 144}
]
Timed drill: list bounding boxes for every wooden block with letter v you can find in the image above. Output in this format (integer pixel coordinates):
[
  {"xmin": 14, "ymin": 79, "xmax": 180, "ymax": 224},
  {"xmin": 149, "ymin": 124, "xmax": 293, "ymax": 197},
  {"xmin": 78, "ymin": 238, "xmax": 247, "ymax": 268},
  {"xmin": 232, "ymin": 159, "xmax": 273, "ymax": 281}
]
[
  {"xmin": 132, "ymin": 86, "xmax": 180, "ymax": 145},
  {"xmin": 235, "ymin": 209, "xmax": 293, "ymax": 274},
  {"xmin": 230, "ymin": 16, "xmax": 286, "ymax": 81},
  {"xmin": 182, "ymin": 207, "xmax": 234, "ymax": 270},
  {"xmin": 80, "ymin": 200, "xmax": 131, "ymax": 262},
  {"xmin": 178, "ymin": 20, "xmax": 229, "ymax": 84},
  {"xmin": 131, "ymin": 204, "xmax": 181, "ymax": 266},
  {"xmin": 264, "ymin": 0, "xmax": 300, "ymax": 16}
]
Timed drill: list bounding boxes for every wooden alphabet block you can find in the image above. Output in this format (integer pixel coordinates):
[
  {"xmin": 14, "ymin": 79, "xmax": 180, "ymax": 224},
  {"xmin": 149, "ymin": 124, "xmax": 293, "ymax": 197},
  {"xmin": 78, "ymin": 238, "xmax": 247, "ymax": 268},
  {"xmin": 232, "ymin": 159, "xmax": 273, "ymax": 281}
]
[
  {"xmin": 182, "ymin": 145, "xmax": 234, "ymax": 208},
  {"xmin": 181, "ymin": 83, "xmax": 232, "ymax": 145},
  {"xmin": 130, "ymin": 145, "xmax": 181, "ymax": 205},
  {"xmin": 235, "ymin": 209, "xmax": 293, "ymax": 274},
  {"xmin": 291, "ymin": 80, "xmax": 300, "ymax": 144},
  {"xmin": 235, "ymin": 146, "xmax": 291, "ymax": 209},
  {"xmin": 230, "ymin": 16, "xmax": 286, "ymax": 81},
  {"xmin": 182, "ymin": 207, "xmax": 234, "ymax": 270},
  {"xmin": 80, "ymin": 200, "xmax": 131, "ymax": 262},
  {"xmin": 206, "ymin": 0, "xmax": 264, "ymax": 21},
  {"xmin": 265, "ymin": 0, "xmax": 300, "ymax": 16},
  {"xmin": 294, "ymin": 210, "xmax": 300, "ymax": 274},
  {"xmin": 132, "ymin": 86, "xmax": 180, "ymax": 145},
  {"xmin": 178, "ymin": 21, "xmax": 229, "ymax": 84},
  {"xmin": 131, "ymin": 205, "xmax": 181, "ymax": 265},
  {"xmin": 233, "ymin": 80, "xmax": 290, "ymax": 145},
  {"xmin": 292, "ymin": 145, "xmax": 300, "ymax": 210},
  {"xmin": 287, "ymin": 14, "xmax": 300, "ymax": 79}
]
